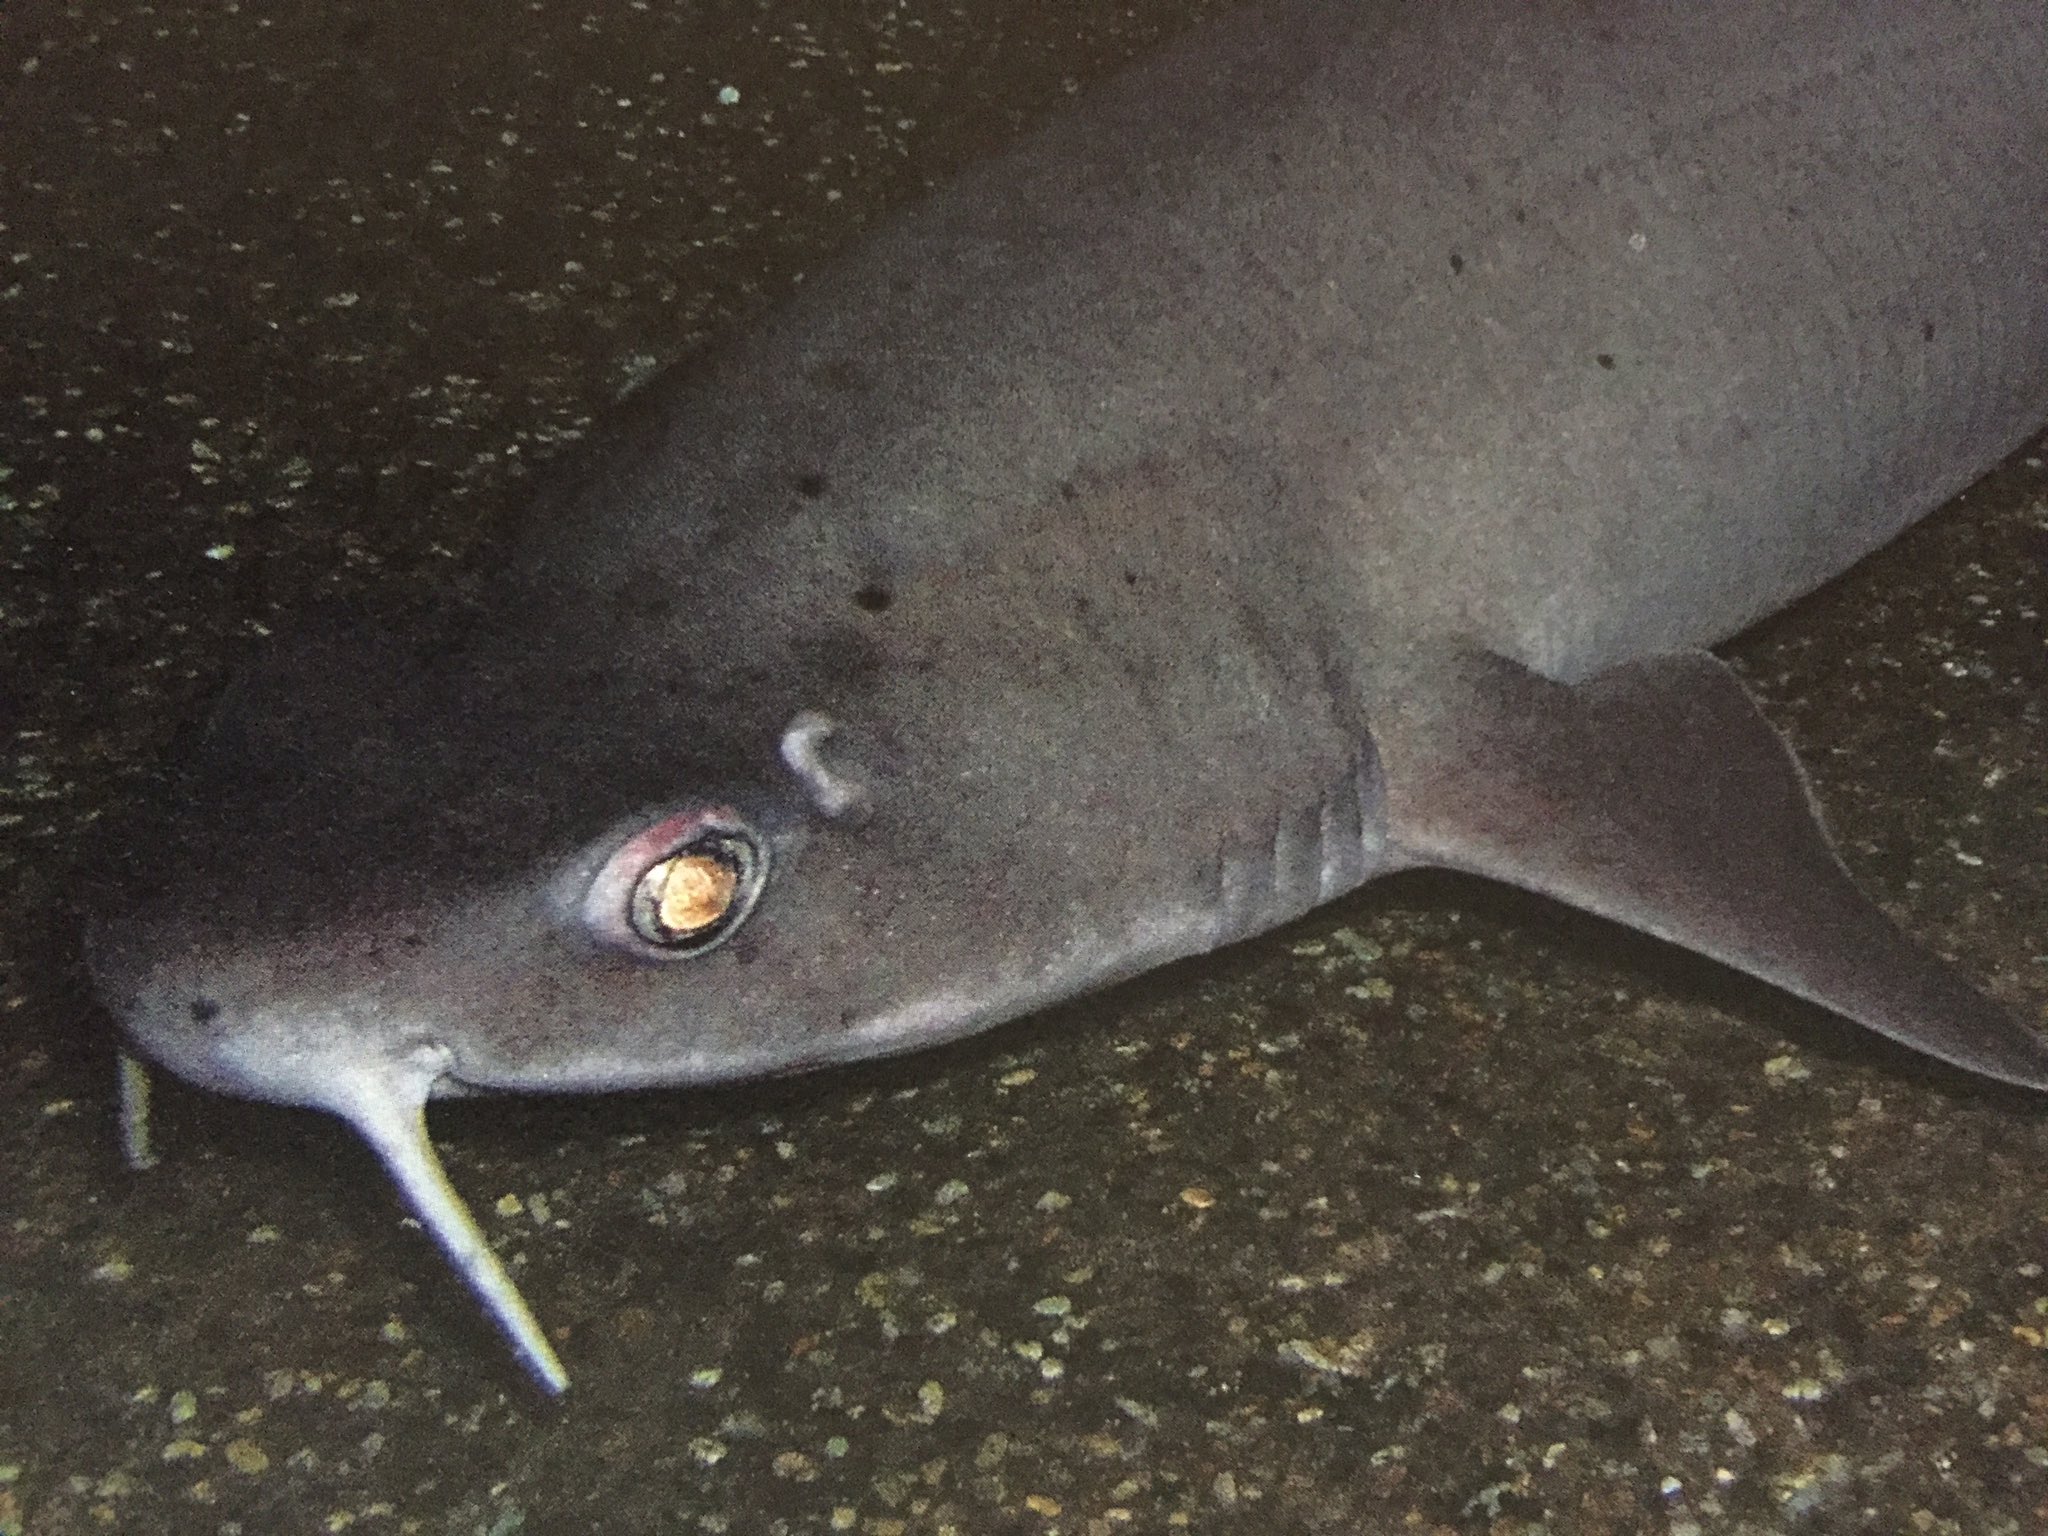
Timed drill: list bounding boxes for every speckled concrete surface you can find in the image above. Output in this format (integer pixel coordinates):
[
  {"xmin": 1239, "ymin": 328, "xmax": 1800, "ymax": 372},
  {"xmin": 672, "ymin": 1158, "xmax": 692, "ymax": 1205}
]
[{"xmin": 4, "ymin": 2, "xmax": 2047, "ymax": 1532}]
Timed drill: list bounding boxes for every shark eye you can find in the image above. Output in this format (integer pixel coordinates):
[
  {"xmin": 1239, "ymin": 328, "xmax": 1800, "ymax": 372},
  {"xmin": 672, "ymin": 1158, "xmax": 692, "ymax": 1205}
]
[
  {"xmin": 584, "ymin": 811, "xmax": 767, "ymax": 956},
  {"xmin": 630, "ymin": 831, "xmax": 761, "ymax": 949}
]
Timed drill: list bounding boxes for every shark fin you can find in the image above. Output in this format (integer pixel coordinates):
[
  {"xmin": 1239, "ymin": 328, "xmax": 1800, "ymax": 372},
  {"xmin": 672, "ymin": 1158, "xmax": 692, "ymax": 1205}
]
[{"xmin": 1375, "ymin": 648, "xmax": 2048, "ymax": 1089}]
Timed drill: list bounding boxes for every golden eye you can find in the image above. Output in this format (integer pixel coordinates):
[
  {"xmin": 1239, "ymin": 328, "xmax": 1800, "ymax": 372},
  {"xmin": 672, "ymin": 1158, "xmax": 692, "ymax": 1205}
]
[
  {"xmin": 625, "ymin": 830, "xmax": 764, "ymax": 953},
  {"xmin": 643, "ymin": 851, "xmax": 737, "ymax": 936}
]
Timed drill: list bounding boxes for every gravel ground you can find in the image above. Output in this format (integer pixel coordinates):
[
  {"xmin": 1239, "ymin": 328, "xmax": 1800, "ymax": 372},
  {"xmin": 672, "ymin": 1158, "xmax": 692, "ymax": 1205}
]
[{"xmin": 5, "ymin": 2, "xmax": 2046, "ymax": 1532}]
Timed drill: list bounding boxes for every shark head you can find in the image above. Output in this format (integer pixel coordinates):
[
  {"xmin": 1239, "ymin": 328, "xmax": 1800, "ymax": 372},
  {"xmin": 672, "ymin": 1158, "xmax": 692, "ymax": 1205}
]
[{"xmin": 81, "ymin": 449, "xmax": 1371, "ymax": 1391}]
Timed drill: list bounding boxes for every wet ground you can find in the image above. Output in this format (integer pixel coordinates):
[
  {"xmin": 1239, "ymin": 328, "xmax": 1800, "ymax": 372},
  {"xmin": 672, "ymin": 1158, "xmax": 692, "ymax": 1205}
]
[{"xmin": 4, "ymin": 1, "xmax": 2047, "ymax": 1532}]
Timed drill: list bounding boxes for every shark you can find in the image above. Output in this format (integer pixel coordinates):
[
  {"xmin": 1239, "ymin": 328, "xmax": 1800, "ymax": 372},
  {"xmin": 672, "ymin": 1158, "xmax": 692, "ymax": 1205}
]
[{"xmin": 82, "ymin": 0, "xmax": 2048, "ymax": 1391}]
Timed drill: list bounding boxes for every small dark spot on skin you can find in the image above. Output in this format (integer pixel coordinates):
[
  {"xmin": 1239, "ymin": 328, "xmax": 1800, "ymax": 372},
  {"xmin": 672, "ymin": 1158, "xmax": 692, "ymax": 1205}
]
[
  {"xmin": 1267, "ymin": 365, "xmax": 1283, "ymax": 384},
  {"xmin": 1449, "ymin": 252, "xmax": 1464, "ymax": 274},
  {"xmin": 794, "ymin": 472, "xmax": 828, "ymax": 499},
  {"xmin": 1058, "ymin": 481, "xmax": 1079, "ymax": 503},
  {"xmin": 1123, "ymin": 569, "xmax": 1140, "ymax": 588},
  {"xmin": 1513, "ymin": 207, "xmax": 1528, "ymax": 224},
  {"xmin": 1923, "ymin": 320, "xmax": 1936, "ymax": 343},
  {"xmin": 1072, "ymin": 593, "xmax": 1092, "ymax": 618},
  {"xmin": 191, "ymin": 998, "xmax": 221, "ymax": 1025},
  {"xmin": 853, "ymin": 584, "xmax": 893, "ymax": 613},
  {"xmin": 1596, "ymin": 353, "xmax": 1616, "ymax": 370}
]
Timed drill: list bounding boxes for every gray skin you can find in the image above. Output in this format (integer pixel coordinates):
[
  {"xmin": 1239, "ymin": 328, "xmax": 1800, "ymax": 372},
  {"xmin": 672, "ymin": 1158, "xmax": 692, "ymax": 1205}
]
[{"xmin": 84, "ymin": 0, "xmax": 2048, "ymax": 1392}]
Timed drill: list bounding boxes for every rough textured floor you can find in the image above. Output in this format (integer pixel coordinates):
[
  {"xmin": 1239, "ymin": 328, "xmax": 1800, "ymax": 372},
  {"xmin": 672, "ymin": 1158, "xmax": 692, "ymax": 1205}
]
[{"xmin": 4, "ymin": 2, "xmax": 2046, "ymax": 1532}]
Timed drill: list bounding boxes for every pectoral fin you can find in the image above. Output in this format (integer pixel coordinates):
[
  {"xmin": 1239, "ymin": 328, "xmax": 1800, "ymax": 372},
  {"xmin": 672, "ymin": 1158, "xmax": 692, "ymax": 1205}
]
[{"xmin": 1374, "ymin": 648, "xmax": 2048, "ymax": 1089}]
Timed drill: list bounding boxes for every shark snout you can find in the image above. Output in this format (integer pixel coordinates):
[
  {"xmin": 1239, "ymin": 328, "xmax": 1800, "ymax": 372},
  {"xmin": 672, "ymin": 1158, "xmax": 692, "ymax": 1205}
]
[
  {"xmin": 83, "ymin": 900, "xmax": 409, "ymax": 1111},
  {"xmin": 83, "ymin": 915, "xmax": 286, "ymax": 1103},
  {"xmin": 83, "ymin": 896, "xmax": 572, "ymax": 1395},
  {"xmin": 83, "ymin": 910, "xmax": 218, "ymax": 1080}
]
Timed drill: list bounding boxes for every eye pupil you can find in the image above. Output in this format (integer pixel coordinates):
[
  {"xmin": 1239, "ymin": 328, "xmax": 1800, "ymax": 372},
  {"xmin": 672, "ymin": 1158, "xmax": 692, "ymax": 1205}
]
[
  {"xmin": 626, "ymin": 831, "xmax": 762, "ymax": 952},
  {"xmin": 649, "ymin": 852, "xmax": 738, "ymax": 935}
]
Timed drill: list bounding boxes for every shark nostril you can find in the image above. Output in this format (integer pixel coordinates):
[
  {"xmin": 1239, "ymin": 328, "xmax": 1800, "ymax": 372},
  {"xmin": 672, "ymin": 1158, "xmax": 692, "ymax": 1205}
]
[{"xmin": 190, "ymin": 997, "xmax": 222, "ymax": 1025}]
